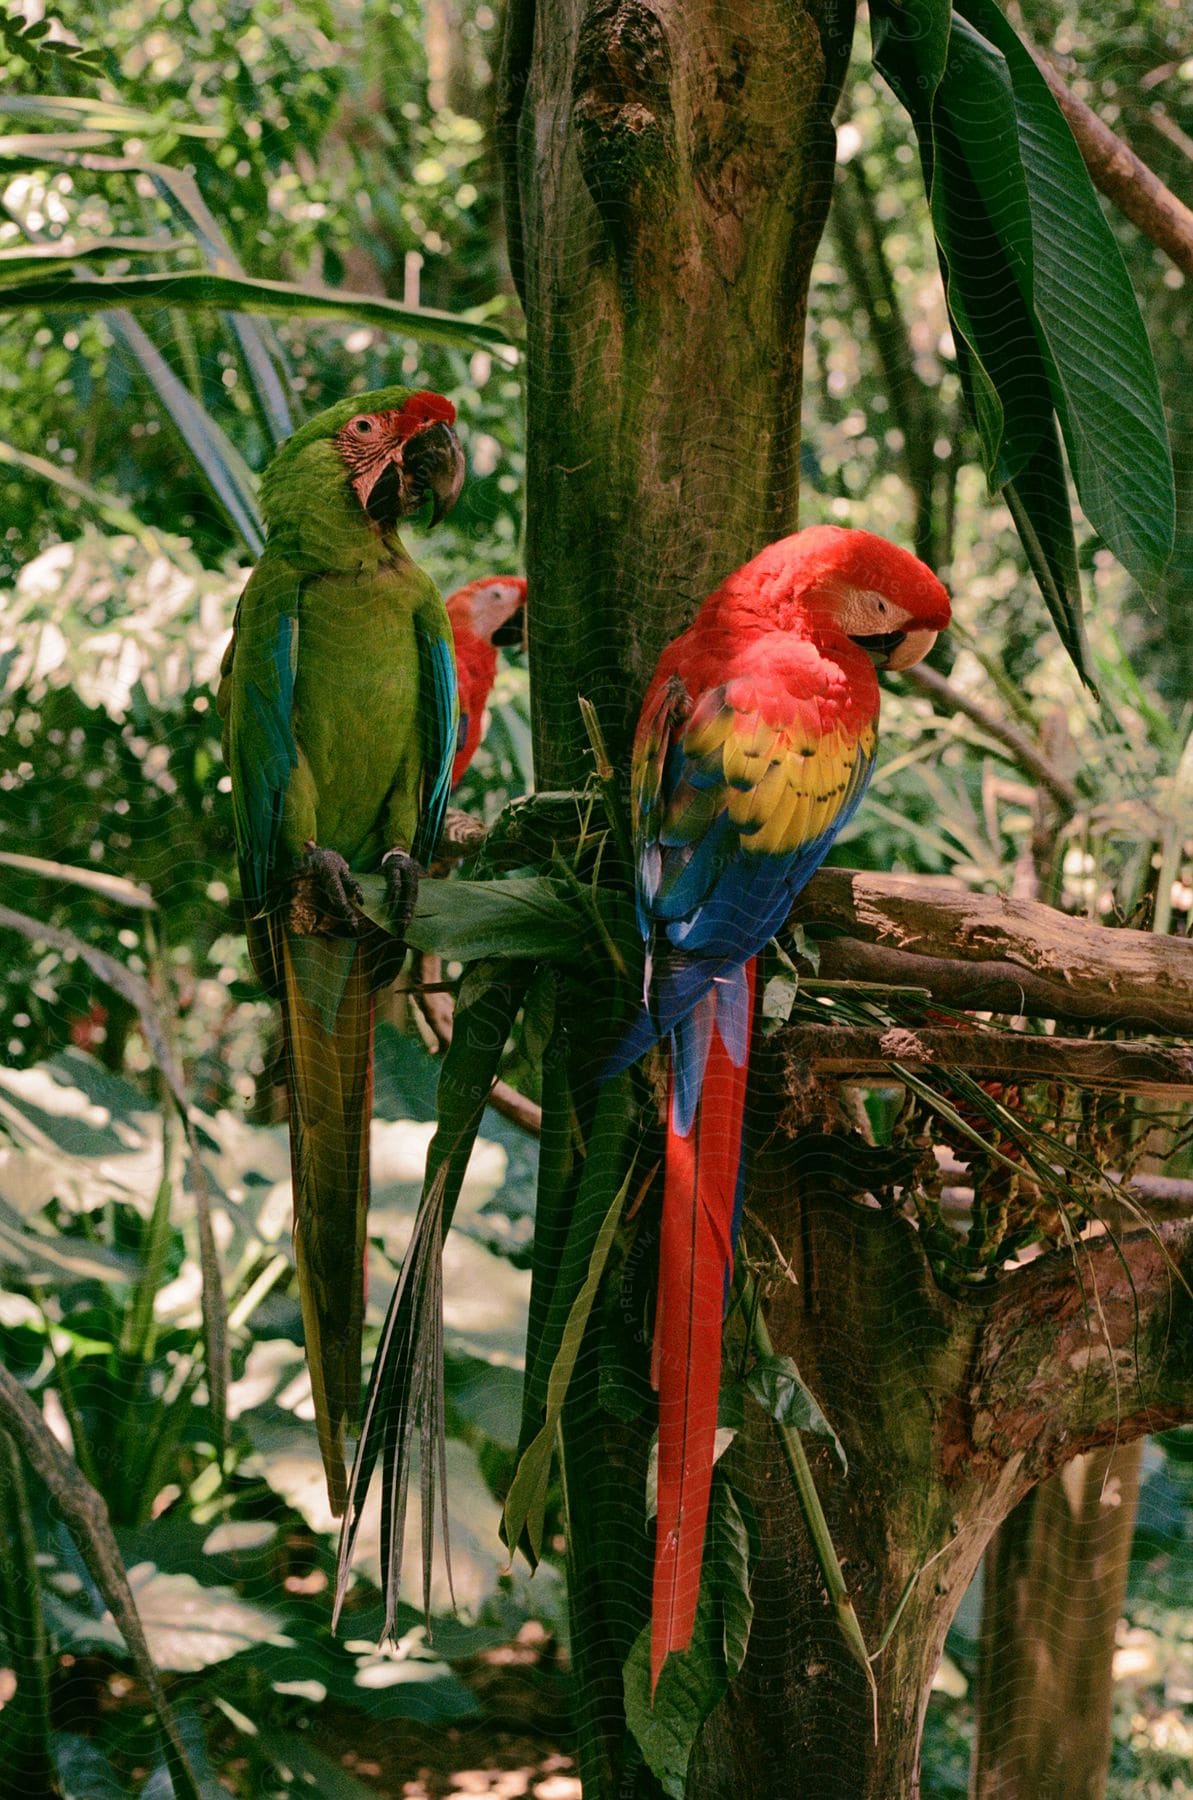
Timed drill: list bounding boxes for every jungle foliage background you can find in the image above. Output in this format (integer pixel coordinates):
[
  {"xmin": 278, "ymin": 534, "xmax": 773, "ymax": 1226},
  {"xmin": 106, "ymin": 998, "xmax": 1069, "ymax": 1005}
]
[{"xmin": 0, "ymin": 0, "xmax": 1191, "ymax": 1794}]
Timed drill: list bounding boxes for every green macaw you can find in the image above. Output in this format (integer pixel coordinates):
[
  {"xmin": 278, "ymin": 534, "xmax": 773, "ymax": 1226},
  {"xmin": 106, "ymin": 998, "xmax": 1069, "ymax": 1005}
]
[{"xmin": 217, "ymin": 386, "xmax": 465, "ymax": 1514}]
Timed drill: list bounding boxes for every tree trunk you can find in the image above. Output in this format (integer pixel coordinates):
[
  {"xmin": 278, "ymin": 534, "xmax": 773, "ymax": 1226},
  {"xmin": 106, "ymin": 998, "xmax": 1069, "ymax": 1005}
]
[
  {"xmin": 970, "ymin": 1444, "xmax": 1143, "ymax": 1800},
  {"xmin": 499, "ymin": 4, "xmax": 1193, "ymax": 1795},
  {"xmin": 502, "ymin": 0, "xmax": 853, "ymax": 784}
]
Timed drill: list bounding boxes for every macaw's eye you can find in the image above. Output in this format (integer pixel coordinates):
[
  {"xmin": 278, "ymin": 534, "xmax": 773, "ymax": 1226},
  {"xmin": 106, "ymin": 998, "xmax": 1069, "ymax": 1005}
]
[{"xmin": 351, "ymin": 417, "xmax": 374, "ymax": 435}]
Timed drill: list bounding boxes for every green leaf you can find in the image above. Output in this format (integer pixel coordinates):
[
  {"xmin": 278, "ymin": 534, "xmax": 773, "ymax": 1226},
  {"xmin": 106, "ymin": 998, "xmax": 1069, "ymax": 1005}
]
[
  {"xmin": 713, "ymin": 1481, "xmax": 755, "ymax": 1682},
  {"xmin": 956, "ymin": 0, "xmax": 1175, "ymax": 592},
  {"xmin": 746, "ymin": 1353, "xmax": 848, "ymax": 1472},
  {"xmin": 0, "ymin": 266, "xmax": 518, "ymax": 355},
  {"xmin": 870, "ymin": 0, "xmax": 1174, "ymax": 686},
  {"xmin": 103, "ymin": 311, "xmax": 265, "ymax": 555},
  {"xmin": 359, "ymin": 872, "xmax": 626, "ymax": 965},
  {"xmin": 502, "ymin": 1126, "xmax": 634, "ymax": 1563},
  {"xmin": 623, "ymin": 1572, "xmax": 727, "ymax": 1798},
  {"xmin": 53, "ymin": 1735, "xmax": 127, "ymax": 1800},
  {"xmin": 250, "ymin": 1734, "xmax": 385, "ymax": 1800},
  {"xmin": 126, "ymin": 1565, "xmax": 287, "ymax": 1673}
]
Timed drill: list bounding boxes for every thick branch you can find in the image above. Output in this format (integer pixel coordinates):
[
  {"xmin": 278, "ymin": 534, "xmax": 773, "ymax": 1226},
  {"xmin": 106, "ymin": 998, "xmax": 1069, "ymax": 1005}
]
[
  {"xmin": 791, "ymin": 869, "xmax": 1193, "ymax": 1031},
  {"xmin": 777, "ymin": 1022, "xmax": 1193, "ymax": 1097},
  {"xmin": 808, "ymin": 935, "xmax": 1193, "ymax": 1034},
  {"xmin": 1032, "ymin": 49, "xmax": 1193, "ymax": 282},
  {"xmin": 972, "ymin": 1221, "xmax": 1193, "ymax": 1480}
]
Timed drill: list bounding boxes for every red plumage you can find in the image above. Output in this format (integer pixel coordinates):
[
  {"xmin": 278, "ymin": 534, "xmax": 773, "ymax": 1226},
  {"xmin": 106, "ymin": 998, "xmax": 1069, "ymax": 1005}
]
[
  {"xmin": 445, "ymin": 576, "xmax": 526, "ymax": 786},
  {"xmin": 618, "ymin": 527, "xmax": 951, "ymax": 1693}
]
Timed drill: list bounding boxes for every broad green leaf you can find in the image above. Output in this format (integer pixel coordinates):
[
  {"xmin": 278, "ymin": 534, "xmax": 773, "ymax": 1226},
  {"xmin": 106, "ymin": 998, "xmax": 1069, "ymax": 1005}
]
[
  {"xmin": 0, "ymin": 267, "xmax": 518, "ymax": 355},
  {"xmin": 53, "ymin": 1735, "xmax": 127, "ymax": 1800},
  {"xmin": 715, "ymin": 1482, "xmax": 755, "ymax": 1682},
  {"xmin": 746, "ymin": 1353, "xmax": 848, "ymax": 1472},
  {"xmin": 359, "ymin": 872, "xmax": 625, "ymax": 964},
  {"xmin": 956, "ymin": 0, "xmax": 1174, "ymax": 592},
  {"xmin": 251, "ymin": 1734, "xmax": 386, "ymax": 1800},
  {"xmin": 0, "ymin": 1195, "xmax": 134, "ymax": 1281},
  {"xmin": 623, "ymin": 1571, "xmax": 727, "ymax": 1798},
  {"xmin": 55, "ymin": 1563, "xmax": 288, "ymax": 1673}
]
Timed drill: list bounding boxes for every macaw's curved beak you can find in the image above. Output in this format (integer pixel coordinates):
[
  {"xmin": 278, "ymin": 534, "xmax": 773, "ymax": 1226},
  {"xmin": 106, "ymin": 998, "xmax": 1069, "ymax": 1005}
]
[
  {"xmin": 492, "ymin": 608, "xmax": 526, "ymax": 650},
  {"xmin": 850, "ymin": 626, "xmax": 939, "ymax": 671},
  {"xmin": 401, "ymin": 419, "xmax": 466, "ymax": 525}
]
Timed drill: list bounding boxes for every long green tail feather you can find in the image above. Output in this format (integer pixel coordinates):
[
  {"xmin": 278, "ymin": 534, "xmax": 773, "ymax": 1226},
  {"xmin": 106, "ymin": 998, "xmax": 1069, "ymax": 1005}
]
[{"xmin": 264, "ymin": 912, "xmax": 373, "ymax": 1517}]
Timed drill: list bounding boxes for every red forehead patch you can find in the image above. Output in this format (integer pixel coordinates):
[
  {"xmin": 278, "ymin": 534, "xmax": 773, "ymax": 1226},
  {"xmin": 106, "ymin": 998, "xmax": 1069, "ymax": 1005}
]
[{"xmin": 396, "ymin": 390, "xmax": 456, "ymax": 434}]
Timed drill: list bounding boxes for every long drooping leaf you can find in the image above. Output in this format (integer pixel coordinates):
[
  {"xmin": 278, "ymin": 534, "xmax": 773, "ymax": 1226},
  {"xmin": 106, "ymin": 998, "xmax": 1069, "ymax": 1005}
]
[
  {"xmin": 0, "ymin": 267, "xmax": 518, "ymax": 355},
  {"xmin": 103, "ymin": 311, "xmax": 264, "ymax": 554},
  {"xmin": 505, "ymin": 1071, "xmax": 637, "ymax": 1565},
  {"xmin": 502, "ymin": 1117, "xmax": 635, "ymax": 1565},
  {"xmin": 0, "ymin": 236, "xmax": 192, "ymax": 273},
  {"xmin": 956, "ymin": 0, "xmax": 1174, "ymax": 591},
  {"xmin": 870, "ymin": 0, "xmax": 1174, "ymax": 686},
  {"xmin": 334, "ymin": 960, "xmax": 533, "ymax": 1637},
  {"xmin": 0, "ymin": 437, "xmax": 160, "ymax": 544},
  {"xmin": 0, "ymin": 94, "xmax": 220, "ymax": 138}
]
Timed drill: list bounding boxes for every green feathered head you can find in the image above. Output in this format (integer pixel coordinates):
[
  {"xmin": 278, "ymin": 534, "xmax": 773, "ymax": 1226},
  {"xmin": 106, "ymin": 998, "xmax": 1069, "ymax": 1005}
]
[{"xmin": 260, "ymin": 385, "xmax": 465, "ymax": 538}]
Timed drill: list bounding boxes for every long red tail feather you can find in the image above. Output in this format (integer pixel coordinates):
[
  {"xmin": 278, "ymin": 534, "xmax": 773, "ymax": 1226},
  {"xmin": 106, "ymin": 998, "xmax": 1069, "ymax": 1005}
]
[{"xmin": 651, "ymin": 957, "xmax": 756, "ymax": 1693}]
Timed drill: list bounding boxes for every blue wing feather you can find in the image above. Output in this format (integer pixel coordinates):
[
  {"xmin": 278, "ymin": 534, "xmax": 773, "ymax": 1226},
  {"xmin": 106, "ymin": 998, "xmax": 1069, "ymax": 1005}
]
[
  {"xmin": 607, "ymin": 667, "xmax": 878, "ymax": 1083},
  {"xmin": 413, "ymin": 616, "xmax": 459, "ymax": 868}
]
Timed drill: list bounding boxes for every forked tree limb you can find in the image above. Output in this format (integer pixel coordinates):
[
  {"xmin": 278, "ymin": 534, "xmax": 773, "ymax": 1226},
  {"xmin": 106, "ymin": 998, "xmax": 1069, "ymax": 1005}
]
[
  {"xmin": 0, "ymin": 1365, "xmax": 203, "ymax": 1800},
  {"xmin": 968, "ymin": 1219, "xmax": 1193, "ymax": 1480}
]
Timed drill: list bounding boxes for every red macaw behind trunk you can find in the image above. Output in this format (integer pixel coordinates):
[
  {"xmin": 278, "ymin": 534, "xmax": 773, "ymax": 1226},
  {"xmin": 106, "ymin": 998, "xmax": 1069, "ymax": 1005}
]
[
  {"xmin": 445, "ymin": 576, "xmax": 526, "ymax": 786},
  {"xmin": 606, "ymin": 526, "xmax": 951, "ymax": 1692}
]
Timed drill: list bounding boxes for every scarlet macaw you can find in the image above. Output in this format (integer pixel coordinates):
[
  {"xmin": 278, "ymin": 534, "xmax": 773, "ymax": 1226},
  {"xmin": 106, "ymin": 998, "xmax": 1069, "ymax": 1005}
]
[
  {"xmin": 445, "ymin": 576, "xmax": 526, "ymax": 786},
  {"xmin": 218, "ymin": 386, "xmax": 465, "ymax": 1514},
  {"xmin": 607, "ymin": 525, "xmax": 951, "ymax": 1689}
]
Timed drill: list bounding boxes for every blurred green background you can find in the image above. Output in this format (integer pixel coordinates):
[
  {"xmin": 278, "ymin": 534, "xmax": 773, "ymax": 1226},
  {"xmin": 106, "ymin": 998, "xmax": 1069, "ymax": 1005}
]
[{"xmin": 0, "ymin": 0, "xmax": 1190, "ymax": 1794}]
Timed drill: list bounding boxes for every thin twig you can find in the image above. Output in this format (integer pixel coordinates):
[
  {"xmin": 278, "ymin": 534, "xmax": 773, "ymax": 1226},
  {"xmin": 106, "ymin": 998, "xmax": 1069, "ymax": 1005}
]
[
  {"xmin": 1031, "ymin": 47, "xmax": 1193, "ymax": 281},
  {"xmin": 903, "ymin": 664, "xmax": 1079, "ymax": 812},
  {"xmin": 410, "ymin": 952, "xmax": 543, "ymax": 1136}
]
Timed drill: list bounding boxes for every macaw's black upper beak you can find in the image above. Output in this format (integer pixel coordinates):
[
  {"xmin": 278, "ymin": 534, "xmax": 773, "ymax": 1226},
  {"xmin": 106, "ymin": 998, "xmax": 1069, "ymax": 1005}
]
[
  {"xmin": 401, "ymin": 420, "xmax": 466, "ymax": 525},
  {"xmin": 849, "ymin": 629, "xmax": 907, "ymax": 669},
  {"xmin": 492, "ymin": 609, "xmax": 526, "ymax": 650}
]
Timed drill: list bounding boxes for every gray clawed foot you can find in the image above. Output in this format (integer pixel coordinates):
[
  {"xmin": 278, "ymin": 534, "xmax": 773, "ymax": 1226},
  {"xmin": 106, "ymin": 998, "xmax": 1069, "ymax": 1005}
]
[
  {"xmin": 382, "ymin": 847, "xmax": 420, "ymax": 939},
  {"xmin": 301, "ymin": 841, "xmax": 365, "ymax": 926}
]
